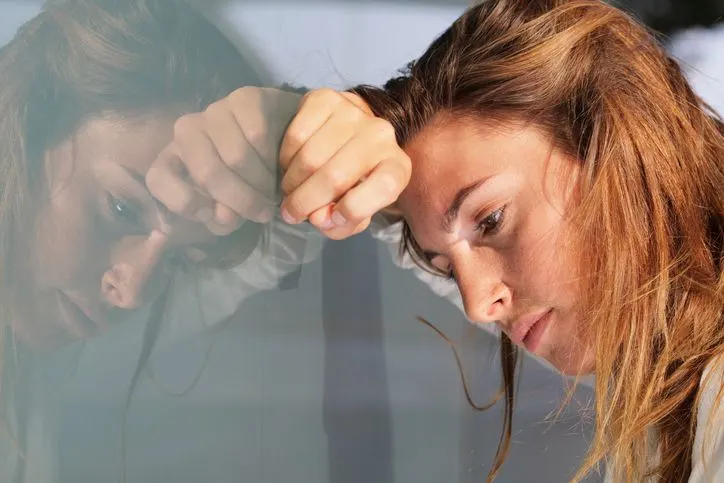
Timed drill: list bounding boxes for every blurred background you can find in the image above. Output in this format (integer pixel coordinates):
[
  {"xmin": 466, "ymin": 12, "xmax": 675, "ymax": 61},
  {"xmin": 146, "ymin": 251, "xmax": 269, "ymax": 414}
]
[{"xmin": 1, "ymin": 0, "xmax": 721, "ymax": 482}]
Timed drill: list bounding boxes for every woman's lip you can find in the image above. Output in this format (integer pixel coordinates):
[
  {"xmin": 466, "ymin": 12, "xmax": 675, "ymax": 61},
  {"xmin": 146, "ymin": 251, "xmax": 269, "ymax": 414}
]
[
  {"xmin": 509, "ymin": 309, "xmax": 552, "ymax": 346},
  {"xmin": 522, "ymin": 310, "xmax": 553, "ymax": 353}
]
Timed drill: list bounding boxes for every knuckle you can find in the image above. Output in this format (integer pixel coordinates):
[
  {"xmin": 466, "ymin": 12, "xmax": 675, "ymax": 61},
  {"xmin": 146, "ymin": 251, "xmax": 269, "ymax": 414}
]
[
  {"xmin": 169, "ymin": 189, "xmax": 195, "ymax": 214},
  {"xmin": 145, "ymin": 165, "xmax": 160, "ymax": 189},
  {"xmin": 295, "ymin": 147, "xmax": 322, "ymax": 176},
  {"xmin": 376, "ymin": 171, "xmax": 402, "ymax": 199},
  {"xmin": 341, "ymin": 103, "xmax": 366, "ymax": 124},
  {"xmin": 299, "ymin": 90, "xmax": 315, "ymax": 105},
  {"xmin": 340, "ymin": 92, "xmax": 373, "ymax": 114},
  {"xmin": 204, "ymin": 98, "xmax": 227, "ymax": 117},
  {"xmin": 285, "ymin": 125, "xmax": 309, "ymax": 148},
  {"xmin": 236, "ymin": 190, "xmax": 257, "ymax": 213},
  {"xmin": 228, "ymin": 86, "xmax": 253, "ymax": 104},
  {"xmin": 173, "ymin": 114, "xmax": 199, "ymax": 138},
  {"xmin": 193, "ymin": 162, "xmax": 215, "ymax": 186},
  {"xmin": 321, "ymin": 167, "xmax": 348, "ymax": 188},
  {"xmin": 243, "ymin": 123, "xmax": 265, "ymax": 149},
  {"xmin": 221, "ymin": 142, "xmax": 247, "ymax": 170},
  {"xmin": 314, "ymin": 87, "xmax": 340, "ymax": 103},
  {"xmin": 369, "ymin": 118, "xmax": 396, "ymax": 141}
]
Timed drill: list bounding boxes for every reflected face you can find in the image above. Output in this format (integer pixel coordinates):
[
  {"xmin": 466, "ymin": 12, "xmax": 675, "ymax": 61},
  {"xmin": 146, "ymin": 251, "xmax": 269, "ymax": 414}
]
[
  {"xmin": 19, "ymin": 116, "xmax": 218, "ymax": 347},
  {"xmin": 398, "ymin": 116, "xmax": 594, "ymax": 374}
]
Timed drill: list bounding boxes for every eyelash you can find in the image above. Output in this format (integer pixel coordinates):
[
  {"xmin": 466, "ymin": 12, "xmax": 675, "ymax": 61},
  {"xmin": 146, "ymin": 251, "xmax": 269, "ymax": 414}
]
[
  {"xmin": 444, "ymin": 205, "xmax": 509, "ymax": 281},
  {"xmin": 474, "ymin": 205, "xmax": 508, "ymax": 238},
  {"xmin": 106, "ymin": 193, "xmax": 141, "ymax": 227}
]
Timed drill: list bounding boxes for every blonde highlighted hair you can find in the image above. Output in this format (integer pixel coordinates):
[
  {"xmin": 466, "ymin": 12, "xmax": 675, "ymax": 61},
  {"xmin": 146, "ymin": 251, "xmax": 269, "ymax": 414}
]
[{"xmin": 353, "ymin": 0, "xmax": 724, "ymax": 481}]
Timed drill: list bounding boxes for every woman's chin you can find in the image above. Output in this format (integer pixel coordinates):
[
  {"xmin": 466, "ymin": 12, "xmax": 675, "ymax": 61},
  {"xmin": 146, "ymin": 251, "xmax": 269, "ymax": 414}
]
[{"xmin": 543, "ymin": 346, "xmax": 595, "ymax": 376}]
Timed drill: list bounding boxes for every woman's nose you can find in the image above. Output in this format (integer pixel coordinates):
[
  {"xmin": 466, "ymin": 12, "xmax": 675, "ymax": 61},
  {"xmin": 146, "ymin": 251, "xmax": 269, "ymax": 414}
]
[
  {"xmin": 101, "ymin": 230, "xmax": 170, "ymax": 310},
  {"xmin": 453, "ymin": 254, "xmax": 512, "ymax": 326}
]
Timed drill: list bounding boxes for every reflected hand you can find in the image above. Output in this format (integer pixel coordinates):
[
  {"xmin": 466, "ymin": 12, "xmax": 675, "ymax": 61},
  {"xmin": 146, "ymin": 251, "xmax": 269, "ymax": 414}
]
[
  {"xmin": 146, "ymin": 87, "xmax": 301, "ymax": 236},
  {"xmin": 279, "ymin": 88, "xmax": 411, "ymax": 240}
]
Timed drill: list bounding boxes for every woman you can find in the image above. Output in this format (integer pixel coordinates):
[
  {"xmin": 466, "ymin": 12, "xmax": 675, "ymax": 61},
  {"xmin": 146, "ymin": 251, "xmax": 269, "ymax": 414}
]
[
  {"xmin": 0, "ymin": 0, "xmax": 324, "ymax": 481},
  {"xmin": 161, "ymin": 0, "xmax": 723, "ymax": 481}
]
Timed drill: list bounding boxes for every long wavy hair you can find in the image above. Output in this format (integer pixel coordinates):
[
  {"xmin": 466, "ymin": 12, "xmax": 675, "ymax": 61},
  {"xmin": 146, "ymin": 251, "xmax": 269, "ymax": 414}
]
[{"xmin": 353, "ymin": 0, "xmax": 724, "ymax": 481}]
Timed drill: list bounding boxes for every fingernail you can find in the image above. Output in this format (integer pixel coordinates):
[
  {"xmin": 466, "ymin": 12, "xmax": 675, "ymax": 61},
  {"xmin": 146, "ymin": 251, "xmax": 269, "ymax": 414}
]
[
  {"xmin": 195, "ymin": 207, "xmax": 213, "ymax": 223},
  {"xmin": 281, "ymin": 208, "xmax": 296, "ymax": 224},
  {"xmin": 320, "ymin": 217, "xmax": 335, "ymax": 229},
  {"xmin": 332, "ymin": 211, "xmax": 346, "ymax": 226}
]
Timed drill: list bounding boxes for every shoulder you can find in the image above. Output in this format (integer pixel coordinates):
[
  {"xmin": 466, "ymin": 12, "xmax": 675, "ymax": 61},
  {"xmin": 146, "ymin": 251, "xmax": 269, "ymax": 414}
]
[{"xmin": 689, "ymin": 354, "xmax": 724, "ymax": 482}]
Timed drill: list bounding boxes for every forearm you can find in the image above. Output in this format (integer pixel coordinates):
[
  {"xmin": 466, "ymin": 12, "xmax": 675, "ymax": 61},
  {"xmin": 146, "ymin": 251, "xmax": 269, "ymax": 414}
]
[{"xmin": 157, "ymin": 214, "xmax": 325, "ymax": 344}]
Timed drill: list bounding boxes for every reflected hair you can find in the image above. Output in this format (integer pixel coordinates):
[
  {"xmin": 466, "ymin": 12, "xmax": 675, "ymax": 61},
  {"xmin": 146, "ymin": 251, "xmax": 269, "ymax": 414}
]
[
  {"xmin": 353, "ymin": 0, "xmax": 724, "ymax": 481},
  {"xmin": 0, "ymin": 0, "xmax": 267, "ymax": 479}
]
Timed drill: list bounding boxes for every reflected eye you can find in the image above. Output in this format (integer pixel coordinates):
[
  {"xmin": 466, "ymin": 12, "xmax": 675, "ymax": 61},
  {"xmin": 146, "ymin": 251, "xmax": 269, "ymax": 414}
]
[{"xmin": 106, "ymin": 194, "xmax": 140, "ymax": 226}]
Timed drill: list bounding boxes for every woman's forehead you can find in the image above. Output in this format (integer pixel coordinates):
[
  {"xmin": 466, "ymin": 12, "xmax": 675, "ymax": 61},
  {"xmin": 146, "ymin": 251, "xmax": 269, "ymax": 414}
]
[
  {"xmin": 69, "ymin": 115, "xmax": 174, "ymax": 173},
  {"xmin": 403, "ymin": 118, "xmax": 554, "ymax": 195}
]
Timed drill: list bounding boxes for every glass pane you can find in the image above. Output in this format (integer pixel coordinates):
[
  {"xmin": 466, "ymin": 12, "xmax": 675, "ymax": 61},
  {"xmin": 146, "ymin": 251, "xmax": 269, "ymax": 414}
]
[{"xmin": 0, "ymin": 1, "xmax": 720, "ymax": 482}]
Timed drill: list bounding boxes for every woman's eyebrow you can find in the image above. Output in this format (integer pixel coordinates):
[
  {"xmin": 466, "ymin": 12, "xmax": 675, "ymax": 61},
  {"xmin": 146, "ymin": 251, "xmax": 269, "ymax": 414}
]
[
  {"xmin": 116, "ymin": 164, "xmax": 166, "ymax": 209},
  {"xmin": 117, "ymin": 164, "xmax": 147, "ymax": 187},
  {"xmin": 442, "ymin": 176, "xmax": 493, "ymax": 233}
]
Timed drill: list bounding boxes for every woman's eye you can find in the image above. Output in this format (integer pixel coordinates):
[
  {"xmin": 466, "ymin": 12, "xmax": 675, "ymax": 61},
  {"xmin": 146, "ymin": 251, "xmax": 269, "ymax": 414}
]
[
  {"xmin": 107, "ymin": 194, "xmax": 140, "ymax": 226},
  {"xmin": 475, "ymin": 205, "xmax": 507, "ymax": 237}
]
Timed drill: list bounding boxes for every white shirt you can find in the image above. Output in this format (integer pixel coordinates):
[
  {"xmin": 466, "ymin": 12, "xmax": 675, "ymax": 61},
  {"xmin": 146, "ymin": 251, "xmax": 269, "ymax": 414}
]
[{"xmin": 602, "ymin": 356, "xmax": 724, "ymax": 483}]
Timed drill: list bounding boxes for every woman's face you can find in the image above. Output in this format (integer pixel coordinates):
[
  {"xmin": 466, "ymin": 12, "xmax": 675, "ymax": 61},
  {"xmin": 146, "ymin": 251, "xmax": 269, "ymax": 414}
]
[
  {"xmin": 20, "ymin": 115, "xmax": 218, "ymax": 347},
  {"xmin": 397, "ymin": 115, "xmax": 594, "ymax": 375}
]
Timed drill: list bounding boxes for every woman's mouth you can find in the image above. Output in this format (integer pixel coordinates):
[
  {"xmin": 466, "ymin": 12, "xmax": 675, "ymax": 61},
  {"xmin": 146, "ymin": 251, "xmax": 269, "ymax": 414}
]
[
  {"xmin": 521, "ymin": 310, "xmax": 553, "ymax": 353},
  {"xmin": 509, "ymin": 309, "xmax": 554, "ymax": 353}
]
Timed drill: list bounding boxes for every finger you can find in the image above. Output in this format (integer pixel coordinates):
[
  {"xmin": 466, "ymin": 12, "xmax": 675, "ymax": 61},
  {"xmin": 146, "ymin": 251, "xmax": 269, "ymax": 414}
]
[
  {"xmin": 340, "ymin": 91, "xmax": 374, "ymax": 115},
  {"xmin": 203, "ymin": 103, "xmax": 277, "ymax": 199},
  {"xmin": 279, "ymin": 88, "xmax": 341, "ymax": 171},
  {"xmin": 280, "ymin": 107, "xmax": 364, "ymax": 195},
  {"xmin": 229, "ymin": 87, "xmax": 302, "ymax": 167},
  {"xmin": 146, "ymin": 146, "xmax": 215, "ymax": 221},
  {"xmin": 329, "ymin": 157, "xmax": 411, "ymax": 228},
  {"xmin": 173, "ymin": 117, "xmax": 275, "ymax": 222},
  {"xmin": 307, "ymin": 203, "xmax": 368, "ymax": 240},
  {"xmin": 280, "ymin": 119, "xmax": 399, "ymax": 222},
  {"xmin": 321, "ymin": 216, "xmax": 371, "ymax": 241},
  {"xmin": 206, "ymin": 218, "xmax": 240, "ymax": 237},
  {"xmin": 308, "ymin": 204, "xmax": 335, "ymax": 231},
  {"xmin": 214, "ymin": 202, "xmax": 241, "ymax": 226}
]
